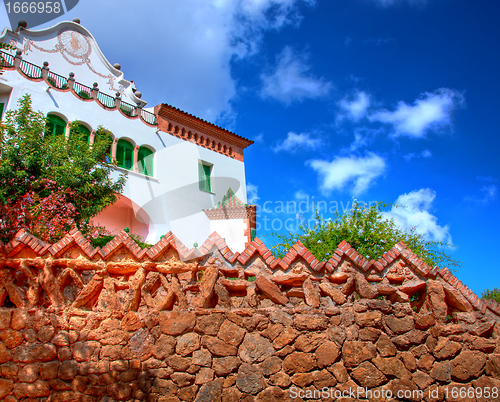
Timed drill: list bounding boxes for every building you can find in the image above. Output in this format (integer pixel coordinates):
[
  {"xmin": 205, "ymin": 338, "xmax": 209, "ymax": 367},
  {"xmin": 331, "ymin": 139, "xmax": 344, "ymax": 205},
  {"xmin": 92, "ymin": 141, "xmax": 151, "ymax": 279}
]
[{"xmin": 0, "ymin": 19, "xmax": 255, "ymax": 252}]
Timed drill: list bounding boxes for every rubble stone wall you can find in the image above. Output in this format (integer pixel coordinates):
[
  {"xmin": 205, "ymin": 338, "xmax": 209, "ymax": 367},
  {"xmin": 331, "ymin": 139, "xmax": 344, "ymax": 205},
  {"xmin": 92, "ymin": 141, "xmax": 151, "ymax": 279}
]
[
  {"xmin": 1, "ymin": 301, "xmax": 500, "ymax": 402},
  {"xmin": 0, "ymin": 229, "xmax": 499, "ymax": 401}
]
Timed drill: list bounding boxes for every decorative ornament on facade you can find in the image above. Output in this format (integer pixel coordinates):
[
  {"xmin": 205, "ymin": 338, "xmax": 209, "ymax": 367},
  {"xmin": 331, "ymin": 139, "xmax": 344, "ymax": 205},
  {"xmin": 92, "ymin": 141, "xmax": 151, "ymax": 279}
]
[{"xmin": 58, "ymin": 29, "xmax": 91, "ymax": 60}]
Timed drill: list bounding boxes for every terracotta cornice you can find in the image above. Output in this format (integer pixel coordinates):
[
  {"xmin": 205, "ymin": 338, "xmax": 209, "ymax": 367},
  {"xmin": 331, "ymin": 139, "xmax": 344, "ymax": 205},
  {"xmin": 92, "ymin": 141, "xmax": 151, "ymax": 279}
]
[
  {"xmin": 156, "ymin": 103, "xmax": 253, "ymax": 150},
  {"xmin": 204, "ymin": 206, "xmax": 256, "ymax": 221}
]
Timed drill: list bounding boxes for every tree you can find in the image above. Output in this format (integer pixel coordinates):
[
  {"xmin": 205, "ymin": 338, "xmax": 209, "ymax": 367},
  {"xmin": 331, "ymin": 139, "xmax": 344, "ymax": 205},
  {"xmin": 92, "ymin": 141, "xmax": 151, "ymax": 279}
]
[
  {"xmin": 0, "ymin": 94, "xmax": 126, "ymax": 243},
  {"xmin": 272, "ymin": 201, "xmax": 461, "ymax": 269},
  {"xmin": 481, "ymin": 288, "xmax": 500, "ymax": 304}
]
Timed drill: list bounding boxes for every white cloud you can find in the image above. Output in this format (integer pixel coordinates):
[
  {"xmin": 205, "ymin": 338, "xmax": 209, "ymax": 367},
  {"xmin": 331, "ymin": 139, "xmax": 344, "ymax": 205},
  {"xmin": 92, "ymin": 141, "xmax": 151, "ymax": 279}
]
[
  {"xmin": 369, "ymin": 88, "xmax": 465, "ymax": 138},
  {"xmin": 253, "ymin": 133, "xmax": 265, "ymax": 144},
  {"xmin": 481, "ymin": 185, "xmax": 497, "ymax": 202},
  {"xmin": 403, "ymin": 149, "xmax": 432, "ymax": 162},
  {"xmin": 345, "ymin": 127, "xmax": 384, "ymax": 152},
  {"xmin": 273, "ymin": 132, "xmax": 322, "ymax": 153},
  {"xmin": 246, "ymin": 183, "xmax": 260, "ymax": 204},
  {"xmin": 307, "ymin": 153, "xmax": 386, "ymax": 195},
  {"xmin": 261, "ymin": 46, "xmax": 332, "ymax": 104},
  {"xmin": 294, "ymin": 190, "xmax": 308, "ymax": 200},
  {"xmin": 465, "ymin": 184, "xmax": 497, "ymax": 205},
  {"xmin": 54, "ymin": 0, "xmax": 314, "ymax": 124},
  {"xmin": 383, "ymin": 189, "xmax": 452, "ymax": 244},
  {"xmin": 338, "ymin": 91, "xmax": 371, "ymax": 122}
]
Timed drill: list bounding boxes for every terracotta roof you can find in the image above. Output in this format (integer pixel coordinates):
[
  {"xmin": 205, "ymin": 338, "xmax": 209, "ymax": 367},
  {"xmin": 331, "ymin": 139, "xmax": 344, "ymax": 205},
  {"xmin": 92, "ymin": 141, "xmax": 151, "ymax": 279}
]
[
  {"xmin": 213, "ymin": 188, "xmax": 247, "ymax": 209},
  {"xmin": 203, "ymin": 188, "xmax": 255, "ymax": 220},
  {"xmin": 156, "ymin": 103, "xmax": 253, "ymax": 150}
]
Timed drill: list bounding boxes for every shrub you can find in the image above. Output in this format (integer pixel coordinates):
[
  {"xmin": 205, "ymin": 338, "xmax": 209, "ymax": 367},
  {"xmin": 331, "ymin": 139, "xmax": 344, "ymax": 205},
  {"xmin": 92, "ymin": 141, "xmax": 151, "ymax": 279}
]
[
  {"xmin": 482, "ymin": 288, "xmax": 500, "ymax": 304},
  {"xmin": 0, "ymin": 95, "xmax": 126, "ymax": 243},
  {"xmin": 272, "ymin": 201, "xmax": 461, "ymax": 269}
]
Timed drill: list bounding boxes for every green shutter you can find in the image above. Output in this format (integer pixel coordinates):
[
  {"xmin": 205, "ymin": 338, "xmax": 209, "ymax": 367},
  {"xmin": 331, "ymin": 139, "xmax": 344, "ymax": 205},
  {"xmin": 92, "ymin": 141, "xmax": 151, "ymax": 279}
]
[
  {"xmin": 46, "ymin": 114, "xmax": 66, "ymax": 137},
  {"xmin": 204, "ymin": 165, "xmax": 211, "ymax": 192},
  {"xmin": 117, "ymin": 139, "xmax": 134, "ymax": 170},
  {"xmin": 138, "ymin": 147, "xmax": 154, "ymax": 176},
  {"xmin": 251, "ymin": 228, "xmax": 257, "ymax": 241},
  {"xmin": 199, "ymin": 163, "xmax": 212, "ymax": 192},
  {"xmin": 145, "ymin": 153, "xmax": 153, "ymax": 176},
  {"xmin": 0, "ymin": 103, "xmax": 4, "ymax": 119},
  {"xmin": 55, "ymin": 123, "xmax": 65, "ymax": 136},
  {"xmin": 125, "ymin": 148, "xmax": 133, "ymax": 169},
  {"xmin": 199, "ymin": 163, "xmax": 205, "ymax": 191},
  {"xmin": 116, "ymin": 142, "xmax": 125, "ymax": 167}
]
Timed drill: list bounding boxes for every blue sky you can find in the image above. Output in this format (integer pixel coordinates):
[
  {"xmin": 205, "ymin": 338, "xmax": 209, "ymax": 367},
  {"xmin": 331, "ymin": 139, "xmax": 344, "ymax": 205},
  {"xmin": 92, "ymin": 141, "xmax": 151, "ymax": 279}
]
[{"xmin": 1, "ymin": 0, "xmax": 499, "ymax": 296}]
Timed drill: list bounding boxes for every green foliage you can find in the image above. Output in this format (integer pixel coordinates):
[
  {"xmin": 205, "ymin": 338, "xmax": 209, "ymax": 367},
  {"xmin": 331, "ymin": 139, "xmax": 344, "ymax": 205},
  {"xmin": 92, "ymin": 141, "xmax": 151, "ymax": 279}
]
[
  {"xmin": 46, "ymin": 77, "xmax": 68, "ymax": 90},
  {"xmin": 0, "ymin": 94, "xmax": 127, "ymax": 242},
  {"xmin": 481, "ymin": 288, "xmax": 500, "ymax": 304},
  {"xmin": 0, "ymin": 43, "xmax": 16, "ymax": 73},
  {"xmin": 77, "ymin": 90, "xmax": 91, "ymax": 99},
  {"xmin": 89, "ymin": 232, "xmax": 152, "ymax": 250},
  {"xmin": 272, "ymin": 201, "xmax": 461, "ymax": 270},
  {"xmin": 129, "ymin": 233, "xmax": 152, "ymax": 249},
  {"xmin": 120, "ymin": 108, "xmax": 132, "ymax": 117},
  {"xmin": 89, "ymin": 235, "xmax": 115, "ymax": 248}
]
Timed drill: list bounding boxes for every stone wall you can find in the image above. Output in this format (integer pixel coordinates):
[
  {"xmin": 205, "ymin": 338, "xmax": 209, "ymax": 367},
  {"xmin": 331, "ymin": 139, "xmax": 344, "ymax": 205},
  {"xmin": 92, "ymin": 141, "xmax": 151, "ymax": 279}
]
[{"xmin": 0, "ymin": 229, "xmax": 499, "ymax": 401}]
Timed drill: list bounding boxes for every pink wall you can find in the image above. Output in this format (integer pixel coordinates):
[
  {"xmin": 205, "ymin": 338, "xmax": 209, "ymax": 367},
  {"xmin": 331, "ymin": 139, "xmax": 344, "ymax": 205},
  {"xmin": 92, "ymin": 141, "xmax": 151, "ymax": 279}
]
[{"xmin": 91, "ymin": 195, "xmax": 151, "ymax": 240}]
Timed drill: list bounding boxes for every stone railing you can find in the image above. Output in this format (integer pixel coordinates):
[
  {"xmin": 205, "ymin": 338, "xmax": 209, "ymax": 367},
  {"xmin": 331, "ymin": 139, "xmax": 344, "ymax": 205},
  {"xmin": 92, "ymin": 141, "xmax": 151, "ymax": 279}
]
[{"xmin": 0, "ymin": 229, "xmax": 499, "ymax": 400}]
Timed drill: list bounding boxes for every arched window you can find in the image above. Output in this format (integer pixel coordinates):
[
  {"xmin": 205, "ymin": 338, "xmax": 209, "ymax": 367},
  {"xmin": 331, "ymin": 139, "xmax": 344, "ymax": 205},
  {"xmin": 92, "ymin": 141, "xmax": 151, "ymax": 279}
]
[
  {"xmin": 116, "ymin": 139, "xmax": 134, "ymax": 170},
  {"xmin": 138, "ymin": 146, "xmax": 154, "ymax": 176},
  {"xmin": 71, "ymin": 123, "xmax": 91, "ymax": 143},
  {"xmin": 46, "ymin": 114, "xmax": 66, "ymax": 137}
]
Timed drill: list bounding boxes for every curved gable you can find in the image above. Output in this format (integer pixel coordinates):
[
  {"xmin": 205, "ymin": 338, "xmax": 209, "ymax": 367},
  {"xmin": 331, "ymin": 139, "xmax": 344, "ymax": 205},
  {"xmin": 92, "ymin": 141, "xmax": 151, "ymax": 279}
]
[{"xmin": 0, "ymin": 21, "xmax": 142, "ymax": 104}]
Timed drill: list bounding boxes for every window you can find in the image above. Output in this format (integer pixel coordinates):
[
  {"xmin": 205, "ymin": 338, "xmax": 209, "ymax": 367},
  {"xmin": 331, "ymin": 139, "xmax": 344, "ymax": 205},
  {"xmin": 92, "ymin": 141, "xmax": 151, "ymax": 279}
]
[
  {"xmin": 0, "ymin": 103, "xmax": 4, "ymax": 120},
  {"xmin": 116, "ymin": 139, "xmax": 134, "ymax": 170},
  {"xmin": 71, "ymin": 123, "xmax": 91, "ymax": 143},
  {"xmin": 46, "ymin": 114, "xmax": 66, "ymax": 137},
  {"xmin": 199, "ymin": 162, "xmax": 212, "ymax": 192},
  {"xmin": 138, "ymin": 146, "xmax": 154, "ymax": 176}
]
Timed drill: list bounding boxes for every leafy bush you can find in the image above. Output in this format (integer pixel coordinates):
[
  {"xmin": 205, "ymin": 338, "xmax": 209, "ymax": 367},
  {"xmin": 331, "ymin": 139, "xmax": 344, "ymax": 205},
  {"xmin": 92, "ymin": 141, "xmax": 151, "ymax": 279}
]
[
  {"xmin": 272, "ymin": 201, "xmax": 461, "ymax": 269},
  {"xmin": 88, "ymin": 232, "xmax": 152, "ymax": 250},
  {"xmin": 481, "ymin": 288, "xmax": 500, "ymax": 304},
  {"xmin": 0, "ymin": 95, "xmax": 126, "ymax": 243}
]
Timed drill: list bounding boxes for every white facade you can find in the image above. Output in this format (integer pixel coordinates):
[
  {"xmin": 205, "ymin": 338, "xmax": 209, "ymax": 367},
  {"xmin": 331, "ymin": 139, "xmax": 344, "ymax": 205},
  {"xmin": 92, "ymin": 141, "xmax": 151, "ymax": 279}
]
[{"xmin": 0, "ymin": 21, "xmax": 253, "ymax": 251}]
